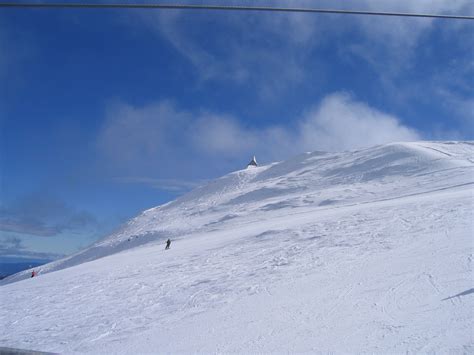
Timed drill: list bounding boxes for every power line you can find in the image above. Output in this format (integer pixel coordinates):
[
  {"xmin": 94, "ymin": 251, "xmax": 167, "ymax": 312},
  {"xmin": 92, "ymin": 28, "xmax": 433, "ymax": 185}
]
[{"xmin": 0, "ymin": 2, "xmax": 473, "ymax": 20}]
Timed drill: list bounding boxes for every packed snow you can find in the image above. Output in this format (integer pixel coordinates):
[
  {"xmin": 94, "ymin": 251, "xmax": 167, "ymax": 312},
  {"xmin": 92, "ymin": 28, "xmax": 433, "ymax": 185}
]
[{"xmin": 1, "ymin": 141, "xmax": 473, "ymax": 353}]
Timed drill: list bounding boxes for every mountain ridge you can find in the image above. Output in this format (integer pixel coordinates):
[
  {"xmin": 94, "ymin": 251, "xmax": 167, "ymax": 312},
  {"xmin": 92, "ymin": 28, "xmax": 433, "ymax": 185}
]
[{"xmin": 2, "ymin": 140, "xmax": 472, "ymax": 285}]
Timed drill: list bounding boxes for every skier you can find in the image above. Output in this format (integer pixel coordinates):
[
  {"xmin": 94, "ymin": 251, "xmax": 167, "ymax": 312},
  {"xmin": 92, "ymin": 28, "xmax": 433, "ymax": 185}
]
[
  {"xmin": 165, "ymin": 239, "xmax": 171, "ymax": 250},
  {"xmin": 31, "ymin": 270, "xmax": 36, "ymax": 278}
]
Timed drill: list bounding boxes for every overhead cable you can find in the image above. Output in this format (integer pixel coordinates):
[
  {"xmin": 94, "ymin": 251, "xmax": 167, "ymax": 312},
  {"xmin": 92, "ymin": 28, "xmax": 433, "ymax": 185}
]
[{"xmin": 0, "ymin": 2, "xmax": 473, "ymax": 20}]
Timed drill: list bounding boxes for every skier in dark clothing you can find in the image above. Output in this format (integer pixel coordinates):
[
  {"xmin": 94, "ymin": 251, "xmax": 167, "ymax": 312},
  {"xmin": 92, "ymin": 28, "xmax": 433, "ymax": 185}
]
[
  {"xmin": 165, "ymin": 239, "xmax": 171, "ymax": 250},
  {"xmin": 31, "ymin": 270, "xmax": 36, "ymax": 278}
]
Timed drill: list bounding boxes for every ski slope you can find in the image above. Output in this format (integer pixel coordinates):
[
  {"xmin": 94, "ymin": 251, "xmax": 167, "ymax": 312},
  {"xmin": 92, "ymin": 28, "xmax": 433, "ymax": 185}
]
[{"xmin": 1, "ymin": 141, "xmax": 473, "ymax": 353}]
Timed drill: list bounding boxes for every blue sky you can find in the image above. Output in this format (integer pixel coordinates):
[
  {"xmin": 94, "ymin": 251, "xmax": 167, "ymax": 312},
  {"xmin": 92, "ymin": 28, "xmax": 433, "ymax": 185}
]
[{"xmin": 1, "ymin": 0, "xmax": 473, "ymax": 261}]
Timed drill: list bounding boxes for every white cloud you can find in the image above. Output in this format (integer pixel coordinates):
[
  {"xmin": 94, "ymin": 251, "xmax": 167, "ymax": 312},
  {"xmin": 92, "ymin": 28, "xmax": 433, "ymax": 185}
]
[
  {"xmin": 98, "ymin": 92, "xmax": 420, "ymax": 186},
  {"xmin": 191, "ymin": 114, "xmax": 258, "ymax": 156},
  {"xmin": 298, "ymin": 93, "xmax": 420, "ymax": 152},
  {"xmin": 190, "ymin": 92, "xmax": 420, "ymax": 157},
  {"xmin": 98, "ymin": 100, "xmax": 191, "ymax": 169}
]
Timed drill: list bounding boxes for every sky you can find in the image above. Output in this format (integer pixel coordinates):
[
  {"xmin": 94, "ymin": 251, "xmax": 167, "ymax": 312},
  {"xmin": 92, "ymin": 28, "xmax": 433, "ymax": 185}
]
[{"xmin": 0, "ymin": 0, "xmax": 473, "ymax": 261}]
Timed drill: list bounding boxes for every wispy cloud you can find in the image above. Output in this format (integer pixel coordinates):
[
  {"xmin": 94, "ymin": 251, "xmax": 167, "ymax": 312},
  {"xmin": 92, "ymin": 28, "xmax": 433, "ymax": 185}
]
[
  {"xmin": 0, "ymin": 194, "xmax": 99, "ymax": 237},
  {"xmin": 114, "ymin": 176, "xmax": 205, "ymax": 192},
  {"xmin": 131, "ymin": 3, "xmax": 326, "ymax": 99},
  {"xmin": 124, "ymin": 0, "xmax": 474, "ymax": 112},
  {"xmin": 0, "ymin": 219, "xmax": 62, "ymax": 237},
  {"xmin": 0, "ymin": 236, "xmax": 63, "ymax": 260},
  {"xmin": 132, "ymin": 0, "xmax": 473, "ymax": 76},
  {"xmin": 98, "ymin": 92, "xmax": 420, "ymax": 182}
]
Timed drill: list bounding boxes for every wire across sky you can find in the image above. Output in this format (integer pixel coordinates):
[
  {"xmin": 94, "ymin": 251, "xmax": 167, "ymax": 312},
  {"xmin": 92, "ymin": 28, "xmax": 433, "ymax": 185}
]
[{"xmin": 0, "ymin": 2, "xmax": 473, "ymax": 20}]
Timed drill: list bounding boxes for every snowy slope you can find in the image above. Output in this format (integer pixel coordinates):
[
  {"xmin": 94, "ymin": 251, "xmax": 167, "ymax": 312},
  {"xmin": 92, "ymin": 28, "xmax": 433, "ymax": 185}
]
[{"xmin": 1, "ymin": 141, "xmax": 473, "ymax": 353}]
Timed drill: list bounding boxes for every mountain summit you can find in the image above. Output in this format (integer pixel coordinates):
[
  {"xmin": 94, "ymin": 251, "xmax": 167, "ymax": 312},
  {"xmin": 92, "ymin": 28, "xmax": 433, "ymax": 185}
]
[
  {"xmin": 2, "ymin": 141, "xmax": 473, "ymax": 353},
  {"xmin": 4, "ymin": 141, "xmax": 473, "ymax": 285}
]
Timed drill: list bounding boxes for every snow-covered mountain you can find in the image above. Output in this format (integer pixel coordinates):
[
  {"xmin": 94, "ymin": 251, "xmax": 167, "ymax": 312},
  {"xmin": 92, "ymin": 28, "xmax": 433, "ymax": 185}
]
[{"xmin": 1, "ymin": 141, "xmax": 473, "ymax": 353}]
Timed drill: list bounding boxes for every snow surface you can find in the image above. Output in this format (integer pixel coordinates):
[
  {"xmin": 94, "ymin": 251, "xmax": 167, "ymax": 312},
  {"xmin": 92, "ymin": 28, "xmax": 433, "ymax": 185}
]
[{"xmin": 1, "ymin": 141, "xmax": 473, "ymax": 353}]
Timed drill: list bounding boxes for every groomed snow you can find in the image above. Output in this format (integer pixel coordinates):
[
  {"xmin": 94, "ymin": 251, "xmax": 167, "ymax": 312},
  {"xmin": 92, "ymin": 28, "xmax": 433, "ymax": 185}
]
[{"xmin": 1, "ymin": 141, "xmax": 473, "ymax": 353}]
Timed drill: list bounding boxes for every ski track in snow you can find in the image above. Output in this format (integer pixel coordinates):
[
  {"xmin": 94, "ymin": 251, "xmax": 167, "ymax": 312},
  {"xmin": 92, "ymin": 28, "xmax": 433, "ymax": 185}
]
[{"xmin": 1, "ymin": 141, "xmax": 473, "ymax": 353}]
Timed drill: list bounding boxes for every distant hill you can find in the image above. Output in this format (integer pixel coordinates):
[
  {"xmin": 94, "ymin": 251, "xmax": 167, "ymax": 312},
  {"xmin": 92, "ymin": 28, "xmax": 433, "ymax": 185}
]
[{"xmin": 0, "ymin": 258, "xmax": 51, "ymax": 280}]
